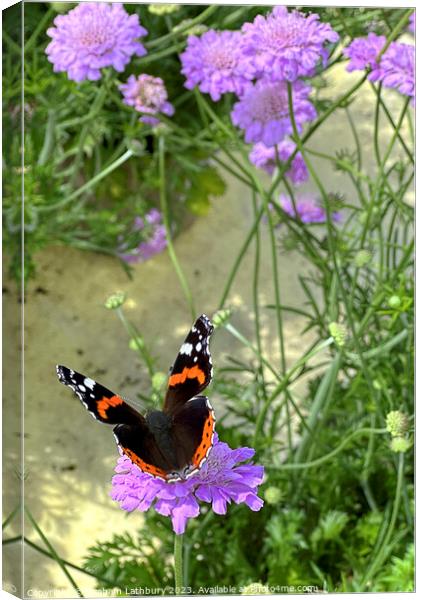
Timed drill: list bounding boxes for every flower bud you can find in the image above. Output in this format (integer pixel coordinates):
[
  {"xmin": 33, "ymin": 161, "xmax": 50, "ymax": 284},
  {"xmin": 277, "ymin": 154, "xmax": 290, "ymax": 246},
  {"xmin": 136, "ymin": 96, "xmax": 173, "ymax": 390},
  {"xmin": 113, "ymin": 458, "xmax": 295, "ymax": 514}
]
[
  {"xmin": 386, "ymin": 411, "xmax": 409, "ymax": 437},
  {"xmin": 390, "ymin": 436, "xmax": 412, "ymax": 453},
  {"xmin": 354, "ymin": 249, "xmax": 371, "ymax": 267},
  {"xmin": 104, "ymin": 292, "xmax": 126, "ymax": 310},
  {"xmin": 328, "ymin": 322, "xmax": 347, "ymax": 347},
  {"xmin": 129, "ymin": 337, "xmax": 145, "ymax": 351},
  {"xmin": 388, "ymin": 295, "xmax": 401, "ymax": 309},
  {"xmin": 148, "ymin": 4, "xmax": 180, "ymax": 16},
  {"xmin": 264, "ymin": 486, "xmax": 283, "ymax": 505},
  {"xmin": 212, "ymin": 308, "xmax": 232, "ymax": 328}
]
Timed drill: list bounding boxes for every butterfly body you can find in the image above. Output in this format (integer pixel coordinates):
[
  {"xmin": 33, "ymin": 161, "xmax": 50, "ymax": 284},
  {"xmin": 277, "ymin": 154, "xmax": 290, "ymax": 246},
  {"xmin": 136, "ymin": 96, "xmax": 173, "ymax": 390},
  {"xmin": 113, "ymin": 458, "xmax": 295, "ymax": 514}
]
[{"xmin": 56, "ymin": 314, "xmax": 215, "ymax": 482}]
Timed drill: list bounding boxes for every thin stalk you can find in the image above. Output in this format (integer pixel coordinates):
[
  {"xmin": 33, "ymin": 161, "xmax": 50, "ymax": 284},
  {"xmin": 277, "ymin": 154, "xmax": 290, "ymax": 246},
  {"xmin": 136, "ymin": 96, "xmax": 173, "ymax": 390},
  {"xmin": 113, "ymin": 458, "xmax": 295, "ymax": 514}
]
[
  {"xmin": 218, "ymin": 205, "xmax": 265, "ymax": 308},
  {"xmin": 251, "ymin": 191, "xmax": 267, "ymax": 406},
  {"xmin": 146, "ymin": 6, "xmax": 218, "ymax": 49},
  {"xmin": 361, "ymin": 452, "xmax": 406, "ymax": 587},
  {"xmin": 158, "ymin": 136, "xmax": 196, "ymax": 320},
  {"xmin": 115, "ymin": 307, "xmax": 155, "ymax": 379},
  {"xmin": 25, "ymin": 508, "xmax": 83, "ymax": 598},
  {"xmin": 38, "ymin": 149, "xmax": 134, "ymax": 213},
  {"xmin": 2, "ymin": 505, "xmax": 20, "ymax": 531},
  {"xmin": 174, "ymin": 534, "xmax": 184, "ymax": 594},
  {"xmin": 22, "ymin": 537, "xmax": 119, "ymax": 587},
  {"xmin": 269, "ymin": 428, "xmax": 388, "ymax": 471}
]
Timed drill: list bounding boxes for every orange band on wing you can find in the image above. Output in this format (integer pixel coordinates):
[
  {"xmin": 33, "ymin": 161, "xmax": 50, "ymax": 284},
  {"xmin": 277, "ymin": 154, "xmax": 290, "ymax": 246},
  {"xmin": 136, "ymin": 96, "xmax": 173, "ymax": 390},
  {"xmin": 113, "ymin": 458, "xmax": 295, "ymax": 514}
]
[
  {"xmin": 121, "ymin": 446, "xmax": 167, "ymax": 480},
  {"xmin": 168, "ymin": 366, "xmax": 206, "ymax": 388},
  {"xmin": 192, "ymin": 410, "xmax": 215, "ymax": 468},
  {"xmin": 97, "ymin": 395, "xmax": 123, "ymax": 419}
]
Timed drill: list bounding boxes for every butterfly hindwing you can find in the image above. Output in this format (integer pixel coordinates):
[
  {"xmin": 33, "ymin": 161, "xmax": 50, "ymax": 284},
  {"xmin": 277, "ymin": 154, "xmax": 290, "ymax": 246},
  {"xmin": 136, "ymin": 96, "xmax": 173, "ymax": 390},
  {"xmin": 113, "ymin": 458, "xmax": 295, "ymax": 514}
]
[
  {"xmin": 56, "ymin": 365, "xmax": 141, "ymax": 425},
  {"xmin": 172, "ymin": 395, "xmax": 216, "ymax": 472},
  {"xmin": 164, "ymin": 314, "xmax": 214, "ymax": 415}
]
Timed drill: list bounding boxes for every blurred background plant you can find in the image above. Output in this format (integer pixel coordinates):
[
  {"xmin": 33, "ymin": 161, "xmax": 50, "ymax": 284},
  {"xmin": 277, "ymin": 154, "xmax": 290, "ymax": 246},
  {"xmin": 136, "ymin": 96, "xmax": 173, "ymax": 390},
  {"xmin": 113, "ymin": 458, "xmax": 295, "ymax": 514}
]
[{"xmin": 3, "ymin": 1, "xmax": 414, "ymax": 595}]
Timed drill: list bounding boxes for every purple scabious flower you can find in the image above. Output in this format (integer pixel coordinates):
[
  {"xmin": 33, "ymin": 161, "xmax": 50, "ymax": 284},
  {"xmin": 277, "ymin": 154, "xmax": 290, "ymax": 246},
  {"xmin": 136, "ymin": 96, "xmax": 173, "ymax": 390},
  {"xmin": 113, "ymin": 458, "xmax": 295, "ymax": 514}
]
[
  {"xmin": 249, "ymin": 140, "xmax": 308, "ymax": 185},
  {"xmin": 231, "ymin": 80, "xmax": 316, "ymax": 147},
  {"xmin": 46, "ymin": 3, "xmax": 148, "ymax": 82},
  {"xmin": 343, "ymin": 33, "xmax": 386, "ymax": 80},
  {"xmin": 119, "ymin": 209, "xmax": 167, "ymax": 264},
  {"xmin": 111, "ymin": 434, "xmax": 264, "ymax": 534},
  {"xmin": 241, "ymin": 6, "xmax": 339, "ymax": 82},
  {"xmin": 120, "ymin": 74, "xmax": 175, "ymax": 125},
  {"xmin": 278, "ymin": 194, "xmax": 341, "ymax": 224},
  {"xmin": 179, "ymin": 30, "xmax": 254, "ymax": 101},
  {"xmin": 378, "ymin": 42, "xmax": 415, "ymax": 101}
]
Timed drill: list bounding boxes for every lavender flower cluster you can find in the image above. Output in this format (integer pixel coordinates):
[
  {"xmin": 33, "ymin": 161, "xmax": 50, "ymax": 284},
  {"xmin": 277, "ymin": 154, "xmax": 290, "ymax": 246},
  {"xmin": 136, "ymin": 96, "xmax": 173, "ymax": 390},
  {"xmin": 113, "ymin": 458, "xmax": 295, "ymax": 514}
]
[
  {"xmin": 46, "ymin": 3, "xmax": 174, "ymax": 124},
  {"xmin": 118, "ymin": 208, "xmax": 167, "ymax": 264},
  {"xmin": 343, "ymin": 23, "xmax": 415, "ymax": 104},
  {"xmin": 180, "ymin": 5, "xmax": 338, "ymax": 190}
]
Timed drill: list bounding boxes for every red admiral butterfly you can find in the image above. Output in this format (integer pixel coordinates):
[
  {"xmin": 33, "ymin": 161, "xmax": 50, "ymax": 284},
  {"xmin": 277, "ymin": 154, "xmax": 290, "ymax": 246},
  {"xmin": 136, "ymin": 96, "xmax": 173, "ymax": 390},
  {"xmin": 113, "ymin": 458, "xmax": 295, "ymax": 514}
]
[{"xmin": 56, "ymin": 314, "xmax": 215, "ymax": 482}]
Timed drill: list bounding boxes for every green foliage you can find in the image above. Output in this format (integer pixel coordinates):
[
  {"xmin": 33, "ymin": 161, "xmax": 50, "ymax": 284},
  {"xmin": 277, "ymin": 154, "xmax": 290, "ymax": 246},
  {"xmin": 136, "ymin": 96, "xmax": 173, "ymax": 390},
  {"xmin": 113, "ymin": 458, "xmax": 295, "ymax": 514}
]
[{"xmin": 5, "ymin": 2, "xmax": 414, "ymax": 595}]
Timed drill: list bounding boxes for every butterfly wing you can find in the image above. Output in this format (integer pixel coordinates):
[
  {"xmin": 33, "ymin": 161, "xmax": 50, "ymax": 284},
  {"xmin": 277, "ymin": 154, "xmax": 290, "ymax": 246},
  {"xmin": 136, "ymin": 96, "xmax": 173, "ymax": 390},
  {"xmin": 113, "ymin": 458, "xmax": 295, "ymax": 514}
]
[
  {"xmin": 56, "ymin": 365, "xmax": 141, "ymax": 425},
  {"xmin": 171, "ymin": 396, "xmax": 216, "ymax": 476},
  {"xmin": 57, "ymin": 365, "xmax": 178, "ymax": 481},
  {"xmin": 164, "ymin": 314, "xmax": 214, "ymax": 416},
  {"xmin": 113, "ymin": 423, "xmax": 174, "ymax": 480}
]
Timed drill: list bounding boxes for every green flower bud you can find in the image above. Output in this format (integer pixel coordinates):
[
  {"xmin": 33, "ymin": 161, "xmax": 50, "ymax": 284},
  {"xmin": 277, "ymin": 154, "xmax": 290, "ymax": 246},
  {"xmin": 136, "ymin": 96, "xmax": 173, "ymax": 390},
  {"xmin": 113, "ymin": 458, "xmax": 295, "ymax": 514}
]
[
  {"xmin": 372, "ymin": 379, "xmax": 382, "ymax": 391},
  {"xmin": 148, "ymin": 4, "xmax": 180, "ymax": 16},
  {"xmin": 242, "ymin": 583, "xmax": 270, "ymax": 595},
  {"xmin": 104, "ymin": 292, "xmax": 126, "ymax": 310},
  {"xmin": 328, "ymin": 322, "xmax": 347, "ymax": 347},
  {"xmin": 129, "ymin": 337, "xmax": 145, "ymax": 352},
  {"xmin": 386, "ymin": 411, "xmax": 409, "ymax": 437},
  {"xmin": 212, "ymin": 308, "xmax": 232, "ymax": 328},
  {"xmin": 390, "ymin": 436, "xmax": 412, "ymax": 453},
  {"xmin": 388, "ymin": 295, "xmax": 402, "ymax": 309},
  {"xmin": 354, "ymin": 249, "xmax": 372, "ymax": 267},
  {"xmin": 51, "ymin": 3, "xmax": 74, "ymax": 13},
  {"xmin": 264, "ymin": 486, "xmax": 283, "ymax": 505},
  {"xmin": 152, "ymin": 371, "xmax": 167, "ymax": 391}
]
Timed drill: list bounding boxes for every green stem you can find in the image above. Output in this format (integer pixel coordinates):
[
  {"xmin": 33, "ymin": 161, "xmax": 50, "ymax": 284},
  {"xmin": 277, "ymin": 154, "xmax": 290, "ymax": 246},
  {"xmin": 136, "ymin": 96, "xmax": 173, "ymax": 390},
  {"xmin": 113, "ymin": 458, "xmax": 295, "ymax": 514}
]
[
  {"xmin": 38, "ymin": 149, "xmax": 134, "ymax": 213},
  {"xmin": 158, "ymin": 136, "xmax": 196, "ymax": 320},
  {"xmin": 361, "ymin": 452, "xmax": 406, "ymax": 587},
  {"xmin": 270, "ymin": 428, "xmax": 388, "ymax": 470},
  {"xmin": 174, "ymin": 534, "xmax": 184, "ymax": 594},
  {"xmin": 25, "ymin": 508, "xmax": 83, "ymax": 598},
  {"xmin": 2, "ymin": 505, "xmax": 20, "ymax": 531},
  {"xmin": 115, "ymin": 307, "xmax": 155, "ymax": 379},
  {"xmin": 146, "ymin": 5, "xmax": 218, "ymax": 49}
]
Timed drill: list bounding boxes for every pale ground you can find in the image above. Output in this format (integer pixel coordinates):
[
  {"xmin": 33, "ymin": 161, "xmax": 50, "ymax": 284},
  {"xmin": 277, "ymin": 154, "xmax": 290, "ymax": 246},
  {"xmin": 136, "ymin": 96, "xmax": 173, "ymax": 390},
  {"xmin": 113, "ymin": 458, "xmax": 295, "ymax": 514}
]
[{"xmin": 3, "ymin": 59, "xmax": 413, "ymax": 597}]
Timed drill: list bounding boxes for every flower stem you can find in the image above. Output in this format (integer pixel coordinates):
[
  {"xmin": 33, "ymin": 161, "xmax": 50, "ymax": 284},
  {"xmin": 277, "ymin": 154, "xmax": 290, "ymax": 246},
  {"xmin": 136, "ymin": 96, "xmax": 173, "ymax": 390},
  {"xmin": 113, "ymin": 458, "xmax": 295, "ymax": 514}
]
[
  {"xmin": 174, "ymin": 533, "xmax": 184, "ymax": 594},
  {"xmin": 158, "ymin": 135, "xmax": 196, "ymax": 320}
]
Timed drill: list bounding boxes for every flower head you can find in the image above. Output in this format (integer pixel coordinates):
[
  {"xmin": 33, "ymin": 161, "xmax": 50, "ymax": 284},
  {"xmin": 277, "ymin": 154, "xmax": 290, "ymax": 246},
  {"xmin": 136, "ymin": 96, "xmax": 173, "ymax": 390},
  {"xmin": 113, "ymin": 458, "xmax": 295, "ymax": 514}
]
[
  {"xmin": 378, "ymin": 42, "xmax": 414, "ymax": 101},
  {"xmin": 111, "ymin": 434, "xmax": 264, "ymax": 534},
  {"xmin": 343, "ymin": 32, "xmax": 385, "ymax": 80},
  {"xmin": 231, "ymin": 80, "xmax": 316, "ymax": 147},
  {"xmin": 46, "ymin": 2, "xmax": 148, "ymax": 82},
  {"xmin": 118, "ymin": 209, "xmax": 167, "ymax": 264},
  {"xmin": 120, "ymin": 74, "xmax": 174, "ymax": 125},
  {"xmin": 249, "ymin": 139, "xmax": 308, "ymax": 184},
  {"xmin": 241, "ymin": 6, "xmax": 339, "ymax": 82},
  {"xmin": 180, "ymin": 30, "xmax": 254, "ymax": 101},
  {"xmin": 278, "ymin": 194, "xmax": 341, "ymax": 224}
]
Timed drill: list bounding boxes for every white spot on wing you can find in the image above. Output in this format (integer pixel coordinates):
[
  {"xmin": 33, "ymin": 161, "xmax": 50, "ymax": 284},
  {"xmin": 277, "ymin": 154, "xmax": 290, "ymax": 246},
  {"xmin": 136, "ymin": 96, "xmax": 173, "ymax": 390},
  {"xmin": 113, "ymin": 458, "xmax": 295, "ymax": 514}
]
[
  {"xmin": 180, "ymin": 342, "xmax": 193, "ymax": 355},
  {"xmin": 196, "ymin": 342, "xmax": 202, "ymax": 351},
  {"xmin": 84, "ymin": 377, "xmax": 95, "ymax": 390}
]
